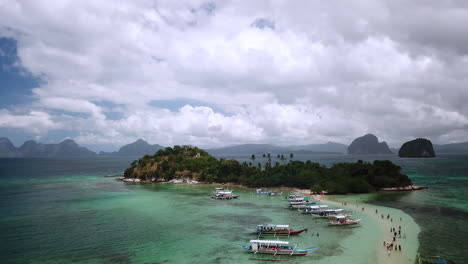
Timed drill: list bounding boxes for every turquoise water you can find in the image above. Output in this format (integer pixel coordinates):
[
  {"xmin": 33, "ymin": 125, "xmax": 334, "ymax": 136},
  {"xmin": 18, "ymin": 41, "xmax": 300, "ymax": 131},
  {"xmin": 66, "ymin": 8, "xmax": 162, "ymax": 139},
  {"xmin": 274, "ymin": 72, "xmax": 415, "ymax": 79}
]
[
  {"xmin": 0, "ymin": 157, "xmax": 374, "ymax": 263},
  {"xmin": 1, "ymin": 155, "xmax": 467, "ymax": 263}
]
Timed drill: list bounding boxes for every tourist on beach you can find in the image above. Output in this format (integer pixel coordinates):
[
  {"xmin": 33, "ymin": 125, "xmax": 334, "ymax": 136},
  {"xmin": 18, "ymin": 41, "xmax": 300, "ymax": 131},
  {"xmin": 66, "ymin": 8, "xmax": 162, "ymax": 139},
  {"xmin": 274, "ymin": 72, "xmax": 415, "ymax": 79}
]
[
  {"xmin": 376, "ymin": 209, "xmax": 378, "ymax": 214},
  {"xmin": 393, "ymin": 236, "xmax": 396, "ymax": 242},
  {"xmin": 399, "ymin": 245, "xmax": 401, "ymax": 251},
  {"xmin": 317, "ymin": 232, "xmax": 319, "ymax": 237},
  {"xmin": 387, "ymin": 214, "xmax": 390, "ymax": 219}
]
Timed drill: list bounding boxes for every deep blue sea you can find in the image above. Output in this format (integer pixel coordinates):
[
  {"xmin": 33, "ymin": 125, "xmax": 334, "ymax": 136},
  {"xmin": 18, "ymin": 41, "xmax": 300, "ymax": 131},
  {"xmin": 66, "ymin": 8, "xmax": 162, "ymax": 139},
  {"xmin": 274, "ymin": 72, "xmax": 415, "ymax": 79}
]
[{"xmin": 0, "ymin": 154, "xmax": 467, "ymax": 263}]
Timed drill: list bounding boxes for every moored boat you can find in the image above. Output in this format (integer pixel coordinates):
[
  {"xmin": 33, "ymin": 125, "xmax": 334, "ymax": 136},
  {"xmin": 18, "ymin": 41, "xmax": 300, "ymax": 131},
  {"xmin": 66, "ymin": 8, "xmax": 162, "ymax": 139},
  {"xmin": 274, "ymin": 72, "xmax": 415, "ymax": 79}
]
[
  {"xmin": 212, "ymin": 187, "xmax": 239, "ymax": 199},
  {"xmin": 256, "ymin": 189, "xmax": 272, "ymax": 195},
  {"xmin": 288, "ymin": 200, "xmax": 320, "ymax": 209},
  {"xmin": 284, "ymin": 194, "xmax": 305, "ymax": 201},
  {"xmin": 299, "ymin": 205, "xmax": 344, "ymax": 214},
  {"xmin": 328, "ymin": 215, "xmax": 361, "ymax": 226},
  {"xmin": 254, "ymin": 224, "xmax": 308, "ymax": 236},
  {"xmin": 238, "ymin": 240, "xmax": 318, "ymax": 256}
]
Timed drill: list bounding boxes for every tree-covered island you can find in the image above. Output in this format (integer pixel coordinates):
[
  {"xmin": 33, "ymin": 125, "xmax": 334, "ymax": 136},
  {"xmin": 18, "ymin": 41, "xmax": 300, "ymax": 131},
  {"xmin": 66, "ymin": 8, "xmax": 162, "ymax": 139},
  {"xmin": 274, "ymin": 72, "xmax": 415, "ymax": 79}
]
[{"xmin": 123, "ymin": 145, "xmax": 413, "ymax": 194}]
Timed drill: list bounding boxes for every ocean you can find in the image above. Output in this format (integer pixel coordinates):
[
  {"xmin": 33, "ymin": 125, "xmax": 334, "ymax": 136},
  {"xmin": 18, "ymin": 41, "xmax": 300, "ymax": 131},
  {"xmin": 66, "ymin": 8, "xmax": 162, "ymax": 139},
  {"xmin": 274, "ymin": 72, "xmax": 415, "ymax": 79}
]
[{"xmin": 0, "ymin": 154, "xmax": 467, "ymax": 263}]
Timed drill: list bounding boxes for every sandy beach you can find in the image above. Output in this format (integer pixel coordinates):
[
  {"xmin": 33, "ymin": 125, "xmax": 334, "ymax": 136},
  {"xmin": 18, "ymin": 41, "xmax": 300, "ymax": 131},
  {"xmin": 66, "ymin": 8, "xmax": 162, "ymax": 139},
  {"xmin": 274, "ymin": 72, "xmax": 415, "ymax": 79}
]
[{"xmin": 298, "ymin": 190, "xmax": 420, "ymax": 264}]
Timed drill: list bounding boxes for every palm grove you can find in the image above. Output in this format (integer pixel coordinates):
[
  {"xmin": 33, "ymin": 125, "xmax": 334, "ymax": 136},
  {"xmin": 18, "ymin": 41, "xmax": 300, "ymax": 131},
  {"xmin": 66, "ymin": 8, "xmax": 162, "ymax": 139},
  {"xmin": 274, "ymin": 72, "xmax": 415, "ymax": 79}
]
[{"xmin": 124, "ymin": 146, "xmax": 412, "ymax": 194}]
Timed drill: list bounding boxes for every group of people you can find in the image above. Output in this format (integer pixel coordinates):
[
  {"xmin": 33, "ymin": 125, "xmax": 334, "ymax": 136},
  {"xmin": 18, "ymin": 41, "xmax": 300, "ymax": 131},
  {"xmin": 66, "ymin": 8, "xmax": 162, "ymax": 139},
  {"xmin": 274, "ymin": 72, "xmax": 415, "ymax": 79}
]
[{"xmin": 381, "ymin": 212, "xmax": 406, "ymax": 256}]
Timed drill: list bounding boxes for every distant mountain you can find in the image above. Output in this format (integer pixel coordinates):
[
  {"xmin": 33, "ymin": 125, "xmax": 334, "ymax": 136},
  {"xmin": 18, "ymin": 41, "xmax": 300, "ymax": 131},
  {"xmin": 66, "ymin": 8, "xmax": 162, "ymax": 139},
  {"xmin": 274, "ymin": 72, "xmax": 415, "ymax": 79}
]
[
  {"xmin": 434, "ymin": 142, "xmax": 468, "ymax": 154},
  {"xmin": 291, "ymin": 142, "xmax": 348, "ymax": 153},
  {"xmin": 0, "ymin": 137, "xmax": 21, "ymax": 157},
  {"xmin": 99, "ymin": 139, "xmax": 163, "ymax": 156},
  {"xmin": 0, "ymin": 138, "xmax": 96, "ymax": 157},
  {"xmin": 399, "ymin": 138, "xmax": 435, "ymax": 158},
  {"xmin": 348, "ymin": 134, "xmax": 393, "ymax": 155},
  {"xmin": 206, "ymin": 142, "xmax": 345, "ymax": 156}
]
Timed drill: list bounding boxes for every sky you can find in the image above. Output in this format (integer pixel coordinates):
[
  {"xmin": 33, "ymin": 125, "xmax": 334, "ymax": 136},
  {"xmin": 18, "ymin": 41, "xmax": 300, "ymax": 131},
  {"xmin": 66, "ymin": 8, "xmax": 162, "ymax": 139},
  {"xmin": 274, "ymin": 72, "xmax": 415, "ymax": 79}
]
[{"xmin": 1, "ymin": 0, "xmax": 468, "ymax": 152}]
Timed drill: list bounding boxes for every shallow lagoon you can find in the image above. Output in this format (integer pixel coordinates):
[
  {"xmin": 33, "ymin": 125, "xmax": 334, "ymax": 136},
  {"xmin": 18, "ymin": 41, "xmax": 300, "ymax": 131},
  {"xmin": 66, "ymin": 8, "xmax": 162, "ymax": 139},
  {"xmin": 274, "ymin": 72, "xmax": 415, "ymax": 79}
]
[{"xmin": 1, "ymin": 155, "xmax": 467, "ymax": 263}]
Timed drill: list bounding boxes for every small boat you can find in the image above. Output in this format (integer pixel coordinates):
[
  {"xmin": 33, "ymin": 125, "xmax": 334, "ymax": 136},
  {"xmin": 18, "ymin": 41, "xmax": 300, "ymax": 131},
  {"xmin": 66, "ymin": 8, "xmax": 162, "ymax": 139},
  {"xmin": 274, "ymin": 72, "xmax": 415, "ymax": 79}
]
[
  {"xmin": 213, "ymin": 187, "xmax": 233, "ymax": 195},
  {"xmin": 238, "ymin": 240, "xmax": 318, "ymax": 256},
  {"xmin": 312, "ymin": 211, "xmax": 351, "ymax": 219},
  {"xmin": 269, "ymin": 191, "xmax": 283, "ymax": 196},
  {"xmin": 211, "ymin": 193, "xmax": 238, "ymax": 199},
  {"xmin": 299, "ymin": 205, "xmax": 340, "ymax": 214},
  {"xmin": 256, "ymin": 189, "xmax": 272, "ymax": 195},
  {"xmin": 288, "ymin": 200, "xmax": 320, "ymax": 209},
  {"xmin": 284, "ymin": 194, "xmax": 306, "ymax": 201},
  {"xmin": 212, "ymin": 187, "xmax": 239, "ymax": 199},
  {"xmin": 417, "ymin": 254, "xmax": 455, "ymax": 264},
  {"xmin": 328, "ymin": 215, "xmax": 361, "ymax": 226},
  {"xmin": 254, "ymin": 224, "xmax": 308, "ymax": 236}
]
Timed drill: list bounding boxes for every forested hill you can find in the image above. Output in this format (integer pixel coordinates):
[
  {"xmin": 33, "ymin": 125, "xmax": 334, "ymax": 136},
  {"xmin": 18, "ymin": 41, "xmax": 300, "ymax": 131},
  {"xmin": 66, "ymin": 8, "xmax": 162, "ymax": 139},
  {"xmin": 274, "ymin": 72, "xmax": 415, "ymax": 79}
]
[{"xmin": 123, "ymin": 145, "xmax": 413, "ymax": 194}]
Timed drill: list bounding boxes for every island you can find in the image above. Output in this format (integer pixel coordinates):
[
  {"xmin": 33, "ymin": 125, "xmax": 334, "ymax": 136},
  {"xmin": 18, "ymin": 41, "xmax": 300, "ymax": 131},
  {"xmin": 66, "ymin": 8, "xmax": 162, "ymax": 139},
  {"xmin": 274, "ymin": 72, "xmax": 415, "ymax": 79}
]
[
  {"xmin": 347, "ymin": 134, "xmax": 393, "ymax": 155},
  {"xmin": 399, "ymin": 138, "xmax": 436, "ymax": 158},
  {"xmin": 123, "ymin": 145, "xmax": 414, "ymax": 194}
]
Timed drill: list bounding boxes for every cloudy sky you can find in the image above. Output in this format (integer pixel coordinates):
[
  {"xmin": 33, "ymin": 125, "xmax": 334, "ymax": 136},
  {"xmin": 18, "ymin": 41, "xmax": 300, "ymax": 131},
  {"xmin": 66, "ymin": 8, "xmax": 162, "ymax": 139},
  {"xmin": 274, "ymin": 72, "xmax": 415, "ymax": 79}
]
[{"xmin": 1, "ymin": 0, "xmax": 468, "ymax": 151}]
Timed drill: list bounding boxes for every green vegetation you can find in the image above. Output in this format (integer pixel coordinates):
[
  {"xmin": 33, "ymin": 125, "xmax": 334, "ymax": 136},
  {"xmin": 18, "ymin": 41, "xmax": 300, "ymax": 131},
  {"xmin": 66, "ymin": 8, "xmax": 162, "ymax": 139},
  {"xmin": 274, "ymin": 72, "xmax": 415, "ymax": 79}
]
[{"xmin": 124, "ymin": 145, "xmax": 412, "ymax": 194}]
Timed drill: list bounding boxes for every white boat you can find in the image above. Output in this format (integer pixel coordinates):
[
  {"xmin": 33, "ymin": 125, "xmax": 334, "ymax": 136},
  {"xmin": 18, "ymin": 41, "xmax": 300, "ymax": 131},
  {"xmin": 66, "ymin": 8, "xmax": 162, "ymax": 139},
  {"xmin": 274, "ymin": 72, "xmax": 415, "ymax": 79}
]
[
  {"xmin": 284, "ymin": 194, "xmax": 305, "ymax": 201},
  {"xmin": 300, "ymin": 205, "xmax": 342, "ymax": 214},
  {"xmin": 238, "ymin": 240, "xmax": 318, "ymax": 256},
  {"xmin": 212, "ymin": 187, "xmax": 238, "ymax": 199},
  {"xmin": 328, "ymin": 215, "xmax": 361, "ymax": 226}
]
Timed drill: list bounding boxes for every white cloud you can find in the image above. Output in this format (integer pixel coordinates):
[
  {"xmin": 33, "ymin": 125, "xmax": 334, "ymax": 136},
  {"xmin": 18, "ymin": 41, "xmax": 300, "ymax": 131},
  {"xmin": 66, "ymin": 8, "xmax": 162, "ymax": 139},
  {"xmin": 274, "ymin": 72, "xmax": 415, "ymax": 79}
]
[
  {"xmin": 0, "ymin": 109, "xmax": 59, "ymax": 132},
  {"xmin": 0, "ymin": 0, "xmax": 467, "ymax": 148}
]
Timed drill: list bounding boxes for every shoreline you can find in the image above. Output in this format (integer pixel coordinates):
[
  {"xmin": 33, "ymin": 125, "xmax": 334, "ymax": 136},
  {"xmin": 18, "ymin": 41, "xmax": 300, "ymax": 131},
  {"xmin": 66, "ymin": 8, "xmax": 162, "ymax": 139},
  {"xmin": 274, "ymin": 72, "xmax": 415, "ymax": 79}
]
[
  {"xmin": 297, "ymin": 189, "xmax": 420, "ymax": 264},
  {"xmin": 115, "ymin": 178, "xmax": 421, "ymax": 263},
  {"xmin": 116, "ymin": 176, "xmax": 427, "ymax": 193}
]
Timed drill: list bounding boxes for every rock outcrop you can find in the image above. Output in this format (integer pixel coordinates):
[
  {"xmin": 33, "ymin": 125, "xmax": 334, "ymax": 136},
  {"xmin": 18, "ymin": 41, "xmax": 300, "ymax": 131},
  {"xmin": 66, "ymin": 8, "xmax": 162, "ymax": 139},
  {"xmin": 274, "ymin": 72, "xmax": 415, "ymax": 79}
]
[
  {"xmin": 347, "ymin": 134, "xmax": 392, "ymax": 155},
  {"xmin": 399, "ymin": 138, "xmax": 436, "ymax": 158}
]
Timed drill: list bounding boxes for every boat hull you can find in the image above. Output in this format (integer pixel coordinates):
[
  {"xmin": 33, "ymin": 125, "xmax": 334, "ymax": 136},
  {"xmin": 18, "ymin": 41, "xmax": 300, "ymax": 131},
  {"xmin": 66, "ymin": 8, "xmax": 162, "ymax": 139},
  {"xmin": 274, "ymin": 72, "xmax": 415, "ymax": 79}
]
[
  {"xmin": 246, "ymin": 249, "xmax": 307, "ymax": 256},
  {"xmin": 256, "ymin": 229, "xmax": 307, "ymax": 236}
]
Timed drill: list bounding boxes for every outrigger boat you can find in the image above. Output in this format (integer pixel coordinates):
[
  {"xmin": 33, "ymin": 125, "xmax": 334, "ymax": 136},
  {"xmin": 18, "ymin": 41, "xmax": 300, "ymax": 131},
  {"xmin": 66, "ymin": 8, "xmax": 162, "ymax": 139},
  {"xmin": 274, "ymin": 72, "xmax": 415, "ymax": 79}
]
[
  {"xmin": 417, "ymin": 254, "xmax": 455, "ymax": 264},
  {"xmin": 212, "ymin": 187, "xmax": 239, "ymax": 199},
  {"xmin": 312, "ymin": 211, "xmax": 351, "ymax": 219},
  {"xmin": 212, "ymin": 193, "xmax": 238, "ymax": 199},
  {"xmin": 288, "ymin": 200, "xmax": 320, "ymax": 209},
  {"xmin": 256, "ymin": 189, "xmax": 272, "ymax": 195},
  {"xmin": 284, "ymin": 194, "xmax": 305, "ymax": 201},
  {"xmin": 256, "ymin": 189, "xmax": 283, "ymax": 196},
  {"xmin": 299, "ymin": 205, "xmax": 343, "ymax": 214},
  {"xmin": 238, "ymin": 240, "xmax": 318, "ymax": 256},
  {"xmin": 328, "ymin": 215, "xmax": 361, "ymax": 226},
  {"xmin": 253, "ymin": 224, "xmax": 308, "ymax": 237}
]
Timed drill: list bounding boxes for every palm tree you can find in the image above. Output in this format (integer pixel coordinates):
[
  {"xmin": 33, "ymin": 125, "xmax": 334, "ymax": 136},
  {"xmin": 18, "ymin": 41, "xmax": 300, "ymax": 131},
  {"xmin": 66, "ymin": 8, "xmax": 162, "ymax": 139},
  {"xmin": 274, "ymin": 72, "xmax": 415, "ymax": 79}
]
[{"xmin": 250, "ymin": 154, "xmax": 256, "ymax": 166}]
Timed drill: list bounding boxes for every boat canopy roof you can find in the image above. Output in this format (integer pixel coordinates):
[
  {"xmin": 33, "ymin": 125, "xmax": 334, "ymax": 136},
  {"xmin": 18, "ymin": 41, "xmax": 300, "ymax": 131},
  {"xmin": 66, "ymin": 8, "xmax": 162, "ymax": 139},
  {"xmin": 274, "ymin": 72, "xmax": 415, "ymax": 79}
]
[
  {"xmin": 334, "ymin": 215, "xmax": 347, "ymax": 219},
  {"xmin": 250, "ymin": 240, "xmax": 289, "ymax": 245},
  {"xmin": 257, "ymin": 224, "xmax": 289, "ymax": 228}
]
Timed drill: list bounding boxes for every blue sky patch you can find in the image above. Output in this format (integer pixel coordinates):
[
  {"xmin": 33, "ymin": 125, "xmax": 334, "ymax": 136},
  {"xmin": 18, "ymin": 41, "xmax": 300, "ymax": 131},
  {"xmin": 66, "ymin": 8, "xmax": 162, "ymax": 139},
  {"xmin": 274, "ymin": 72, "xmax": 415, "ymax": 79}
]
[{"xmin": 0, "ymin": 37, "xmax": 41, "ymax": 108}]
